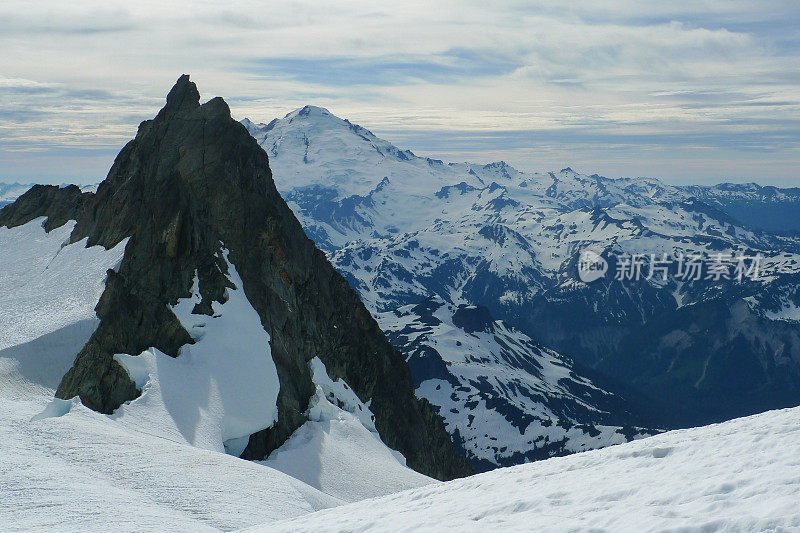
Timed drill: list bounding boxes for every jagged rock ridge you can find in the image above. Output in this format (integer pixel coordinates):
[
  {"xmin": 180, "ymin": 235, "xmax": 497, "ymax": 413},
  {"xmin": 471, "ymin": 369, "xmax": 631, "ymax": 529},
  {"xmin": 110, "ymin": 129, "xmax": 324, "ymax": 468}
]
[{"xmin": 0, "ymin": 75, "xmax": 471, "ymax": 480}]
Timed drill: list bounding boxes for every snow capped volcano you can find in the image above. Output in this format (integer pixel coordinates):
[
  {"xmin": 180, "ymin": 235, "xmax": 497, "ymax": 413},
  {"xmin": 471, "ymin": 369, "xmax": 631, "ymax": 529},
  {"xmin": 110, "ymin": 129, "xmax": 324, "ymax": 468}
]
[
  {"xmin": 245, "ymin": 105, "xmax": 449, "ymax": 201},
  {"xmin": 245, "ymin": 105, "xmax": 800, "ymax": 455}
]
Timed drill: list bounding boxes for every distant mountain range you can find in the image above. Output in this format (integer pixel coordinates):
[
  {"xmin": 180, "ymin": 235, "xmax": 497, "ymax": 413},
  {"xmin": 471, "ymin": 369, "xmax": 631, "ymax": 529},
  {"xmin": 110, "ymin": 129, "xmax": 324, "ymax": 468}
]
[{"xmin": 244, "ymin": 106, "xmax": 800, "ymax": 465}]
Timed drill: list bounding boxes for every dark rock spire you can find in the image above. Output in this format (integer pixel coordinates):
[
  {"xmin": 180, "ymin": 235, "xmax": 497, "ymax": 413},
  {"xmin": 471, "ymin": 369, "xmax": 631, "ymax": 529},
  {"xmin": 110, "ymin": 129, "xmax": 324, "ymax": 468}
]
[
  {"xmin": 158, "ymin": 73, "xmax": 201, "ymax": 116},
  {"xmin": 1, "ymin": 75, "xmax": 472, "ymax": 480}
]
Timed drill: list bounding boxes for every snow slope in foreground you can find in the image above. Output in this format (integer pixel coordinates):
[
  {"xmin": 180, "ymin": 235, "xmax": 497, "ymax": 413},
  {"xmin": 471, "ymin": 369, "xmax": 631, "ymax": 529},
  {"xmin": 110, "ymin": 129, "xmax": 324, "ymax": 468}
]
[
  {"xmin": 0, "ymin": 343, "xmax": 339, "ymax": 532},
  {"xmin": 255, "ymin": 406, "xmax": 800, "ymax": 532},
  {"xmin": 0, "ymin": 219, "xmax": 434, "ymax": 531}
]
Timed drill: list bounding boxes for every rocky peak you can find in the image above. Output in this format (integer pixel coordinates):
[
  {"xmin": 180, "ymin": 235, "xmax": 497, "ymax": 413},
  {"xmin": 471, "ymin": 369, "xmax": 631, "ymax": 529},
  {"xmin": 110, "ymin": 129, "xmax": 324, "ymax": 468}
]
[
  {"xmin": 158, "ymin": 73, "xmax": 201, "ymax": 116},
  {"xmin": 2, "ymin": 75, "xmax": 471, "ymax": 480},
  {"xmin": 452, "ymin": 304, "xmax": 496, "ymax": 334}
]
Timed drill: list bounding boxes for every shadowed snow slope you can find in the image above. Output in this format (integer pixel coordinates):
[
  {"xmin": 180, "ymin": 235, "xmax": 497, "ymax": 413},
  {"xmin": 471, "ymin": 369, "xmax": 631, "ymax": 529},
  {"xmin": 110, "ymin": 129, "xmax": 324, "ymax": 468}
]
[
  {"xmin": 262, "ymin": 358, "xmax": 434, "ymax": 502},
  {"xmin": 112, "ymin": 252, "xmax": 280, "ymax": 457},
  {"xmin": 253, "ymin": 406, "xmax": 800, "ymax": 532}
]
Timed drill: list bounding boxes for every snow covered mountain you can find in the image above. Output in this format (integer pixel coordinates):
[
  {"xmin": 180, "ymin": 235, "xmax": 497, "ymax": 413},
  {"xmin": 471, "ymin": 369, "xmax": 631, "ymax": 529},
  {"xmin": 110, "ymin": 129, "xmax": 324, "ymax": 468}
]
[
  {"xmin": 382, "ymin": 296, "xmax": 656, "ymax": 470},
  {"xmin": 3, "ymin": 80, "xmax": 799, "ymax": 531},
  {"xmin": 244, "ymin": 107, "xmax": 800, "ymax": 440},
  {"xmin": 0, "ymin": 73, "xmax": 470, "ymax": 514},
  {"xmin": 0, "ymin": 182, "xmax": 34, "ymax": 207}
]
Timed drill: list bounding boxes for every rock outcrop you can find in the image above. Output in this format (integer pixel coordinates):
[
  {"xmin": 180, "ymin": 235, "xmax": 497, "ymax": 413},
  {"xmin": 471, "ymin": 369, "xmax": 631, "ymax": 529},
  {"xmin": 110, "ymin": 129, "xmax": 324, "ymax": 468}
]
[{"xmin": 0, "ymin": 75, "xmax": 471, "ymax": 480}]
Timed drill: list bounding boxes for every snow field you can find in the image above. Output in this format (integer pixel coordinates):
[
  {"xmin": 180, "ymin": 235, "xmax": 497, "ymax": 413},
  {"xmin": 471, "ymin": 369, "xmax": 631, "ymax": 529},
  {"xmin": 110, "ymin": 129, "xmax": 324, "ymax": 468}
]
[{"xmin": 256, "ymin": 406, "xmax": 800, "ymax": 532}]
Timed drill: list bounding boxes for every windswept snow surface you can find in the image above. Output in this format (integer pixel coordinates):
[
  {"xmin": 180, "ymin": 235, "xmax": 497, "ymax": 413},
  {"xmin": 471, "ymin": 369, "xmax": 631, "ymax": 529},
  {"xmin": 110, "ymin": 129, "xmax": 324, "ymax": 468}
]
[
  {"xmin": 0, "ymin": 217, "xmax": 127, "ymax": 407},
  {"xmin": 0, "ymin": 347, "xmax": 340, "ymax": 532},
  {"xmin": 263, "ymin": 358, "xmax": 434, "ymax": 502},
  {"xmin": 253, "ymin": 406, "xmax": 800, "ymax": 532}
]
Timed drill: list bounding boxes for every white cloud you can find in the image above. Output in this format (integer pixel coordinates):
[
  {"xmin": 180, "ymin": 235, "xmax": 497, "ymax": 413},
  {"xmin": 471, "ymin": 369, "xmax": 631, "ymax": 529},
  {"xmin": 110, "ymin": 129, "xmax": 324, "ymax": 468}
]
[{"xmin": 0, "ymin": 0, "xmax": 798, "ymax": 184}]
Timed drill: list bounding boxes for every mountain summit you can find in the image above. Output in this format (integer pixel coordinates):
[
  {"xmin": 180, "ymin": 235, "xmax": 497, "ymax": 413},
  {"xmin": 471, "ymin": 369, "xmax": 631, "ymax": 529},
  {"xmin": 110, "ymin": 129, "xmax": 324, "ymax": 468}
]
[{"xmin": 0, "ymin": 75, "xmax": 471, "ymax": 480}]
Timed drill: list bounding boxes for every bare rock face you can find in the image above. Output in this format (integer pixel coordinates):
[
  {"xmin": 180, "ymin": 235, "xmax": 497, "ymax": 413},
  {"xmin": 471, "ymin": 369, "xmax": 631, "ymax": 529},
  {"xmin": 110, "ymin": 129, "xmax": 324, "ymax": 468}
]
[
  {"xmin": 0, "ymin": 75, "xmax": 471, "ymax": 480},
  {"xmin": 0, "ymin": 184, "xmax": 90, "ymax": 232}
]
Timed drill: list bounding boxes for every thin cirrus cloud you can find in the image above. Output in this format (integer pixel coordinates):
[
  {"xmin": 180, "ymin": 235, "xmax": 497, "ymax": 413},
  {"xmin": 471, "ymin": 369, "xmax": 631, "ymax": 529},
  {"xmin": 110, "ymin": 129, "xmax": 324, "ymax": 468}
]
[{"xmin": 0, "ymin": 0, "xmax": 798, "ymax": 186}]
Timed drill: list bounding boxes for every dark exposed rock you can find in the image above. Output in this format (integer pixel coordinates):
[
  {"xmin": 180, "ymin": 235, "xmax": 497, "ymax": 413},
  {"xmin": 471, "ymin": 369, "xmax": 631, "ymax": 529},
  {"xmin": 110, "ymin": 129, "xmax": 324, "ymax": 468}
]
[
  {"xmin": 1, "ymin": 75, "xmax": 471, "ymax": 480},
  {"xmin": 0, "ymin": 184, "xmax": 89, "ymax": 231}
]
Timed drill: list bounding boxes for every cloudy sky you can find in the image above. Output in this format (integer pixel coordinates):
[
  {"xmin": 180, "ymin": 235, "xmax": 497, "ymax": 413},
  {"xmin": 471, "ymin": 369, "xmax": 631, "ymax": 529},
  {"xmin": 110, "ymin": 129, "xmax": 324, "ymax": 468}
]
[{"xmin": 1, "ymin": 1, "xmax": 798, "ymax": 186}]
